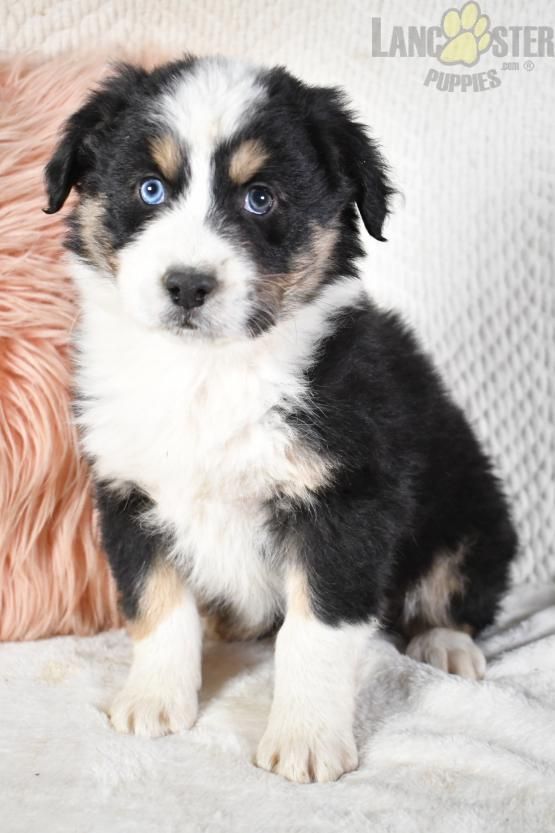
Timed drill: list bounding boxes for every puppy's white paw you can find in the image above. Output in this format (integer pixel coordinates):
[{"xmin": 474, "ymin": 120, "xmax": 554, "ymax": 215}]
[
  {"xmin": 407, "ymin": 627, "xmax": 486, "ymax": 680},
  {"xmin": 256, "ymin": 721, "xmax": 358, "ymax": 783},
  {"xmin": 109, "ymin": 683, "xmax": 198, "ymax": 737}
]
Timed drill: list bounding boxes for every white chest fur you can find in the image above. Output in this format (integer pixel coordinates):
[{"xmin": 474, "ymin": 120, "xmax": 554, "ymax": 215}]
[{"xmin": 74, "ymin": 266, "xmax": 364, "ymax": 627}]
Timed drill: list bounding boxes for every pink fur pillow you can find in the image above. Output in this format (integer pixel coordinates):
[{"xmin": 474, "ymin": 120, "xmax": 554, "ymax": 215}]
[{"xmin": 0, "ymin": 55, "xmax": 128, "ymax": 639}]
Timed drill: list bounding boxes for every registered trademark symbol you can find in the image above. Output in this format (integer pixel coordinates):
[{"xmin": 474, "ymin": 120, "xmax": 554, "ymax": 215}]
[{"xmin": 523, "ymin": 60, "xmax": 535, "ymax": 71}]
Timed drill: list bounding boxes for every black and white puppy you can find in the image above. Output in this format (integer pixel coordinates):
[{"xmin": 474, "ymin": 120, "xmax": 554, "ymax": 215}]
[{"xmin": 45, "ymin": 56, "xmax": 517, "ymax": 783}]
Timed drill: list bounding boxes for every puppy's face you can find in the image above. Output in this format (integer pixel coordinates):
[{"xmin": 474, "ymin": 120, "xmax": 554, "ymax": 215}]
[{"xmin": 45, "ymin": 57, "xmax": 391, "ymax": 338}]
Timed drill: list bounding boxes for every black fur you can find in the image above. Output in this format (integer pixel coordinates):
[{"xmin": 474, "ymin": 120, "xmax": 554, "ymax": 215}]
[
  {"xmin": 271, "ymin": 303, "xmax": 517, "ymax": 631},
  {"xmin": 95, "ymin": 483, "xmax": 169, "ymax": 620}
]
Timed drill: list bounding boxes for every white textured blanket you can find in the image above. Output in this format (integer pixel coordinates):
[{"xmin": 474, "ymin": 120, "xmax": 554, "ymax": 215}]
[{"xmin": 2, "ymin": 583, "xmax": 555, "ymax": 833}]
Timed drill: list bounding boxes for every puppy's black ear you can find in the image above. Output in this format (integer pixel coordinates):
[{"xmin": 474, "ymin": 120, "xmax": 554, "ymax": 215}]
[
  {"xmin": 305, "ymin": 87, "xmax": 393, "ymax": 241},
  {"xmin": 43, "ymin": 63, "xmax": 147, "ymax": 214}
]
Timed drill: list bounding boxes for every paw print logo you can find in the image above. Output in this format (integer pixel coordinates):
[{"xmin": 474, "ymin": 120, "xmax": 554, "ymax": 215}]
[{"xmin": 439, "ymin": 2, "xmax": 491, "ymax": 67}]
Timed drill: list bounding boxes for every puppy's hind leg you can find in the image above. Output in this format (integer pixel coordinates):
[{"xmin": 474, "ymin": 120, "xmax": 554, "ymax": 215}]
[
  {"xmin": 402, "ymin": 523, "xmax": 517, "ymax": 680},
  {"xmin": 402, "ymin": 547, "xmax": 491, "ymax": 681},
  {"xmin": 406, "ymin": 627, "xmax": 486, "ymax": 680}
]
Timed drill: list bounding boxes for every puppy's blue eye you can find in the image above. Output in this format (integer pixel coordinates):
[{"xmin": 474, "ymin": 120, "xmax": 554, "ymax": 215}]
[
  {"xmin": 244, "ymin": 185, "xmax": 274, "ymax": 215},
  {"xmin": 139, "ymin": 178, "xmax": 166, "ymax": 205}
]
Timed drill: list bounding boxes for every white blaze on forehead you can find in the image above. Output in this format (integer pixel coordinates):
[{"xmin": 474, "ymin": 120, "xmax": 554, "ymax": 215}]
[
  {"xmin": 159, "ymin": 57, "xmax": 266, "ymax": 220},
  {"xmin": 161, "ymin": 57, "xmax": 265, "ymax": 148}
]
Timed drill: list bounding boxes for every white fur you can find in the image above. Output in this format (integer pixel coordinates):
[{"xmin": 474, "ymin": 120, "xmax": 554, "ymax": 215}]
[
  {"xmin": 116, "ymin": 198, "xmax": 257, "ymax": 337},
  {"xmin": 256, "ymin": 602, "xmax": 375, "ymax": 783},
  {"xmin": 160, "ymin": 57, "xmax": 265, "ymax": 151},
  {"xmin": 73, "ymin": 261, "xmax": 365, "ymax": 631},
  {"xmin": 117, "ymin": 58, "xmax": 266, "ymax": 336},
  {"xmin": 407, "ymin": 627, "xmax": 487, "ymax": 680},
  {"xmin": 109, "ymin": 584, "xmax": 202, "ymax": 736}
]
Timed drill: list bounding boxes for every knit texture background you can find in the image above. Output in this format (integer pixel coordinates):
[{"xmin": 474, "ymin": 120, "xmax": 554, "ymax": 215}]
[{"xmin": 2, "ymin": 0, "xmax": 554, "ymax": 584}]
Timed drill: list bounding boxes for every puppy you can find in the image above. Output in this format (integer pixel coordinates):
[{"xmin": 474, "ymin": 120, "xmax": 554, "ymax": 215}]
[{"xmin": 44, "ymin": 55, "xmax": 517, "ymax": 783}]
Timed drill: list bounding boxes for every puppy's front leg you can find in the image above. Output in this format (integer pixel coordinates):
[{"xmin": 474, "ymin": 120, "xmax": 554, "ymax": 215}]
[
  {"xmin": 256, "ymin": 570, "xmax": 373, "ymax": 783},
  {"xmin": 109, "ymin": 563, "xmax": 202, "ymax": 737},
  {"xmin": 96, "ymin": 484, "xmax": 202, "ymax": 737}
]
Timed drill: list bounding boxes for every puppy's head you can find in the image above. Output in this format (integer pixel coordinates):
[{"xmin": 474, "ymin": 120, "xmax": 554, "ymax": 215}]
[{"xmin": 45, "ymin": 56, "xmax": 392, "ymax": 338}]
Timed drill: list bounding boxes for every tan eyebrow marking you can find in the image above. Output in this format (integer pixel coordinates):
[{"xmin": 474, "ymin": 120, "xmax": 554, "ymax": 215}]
[
  {"xmin": 149, "ymin": 134, "xmax": 182, "ymax": 181},
  {"xmin": 229, "ymin": 139, "xmax": 269, "ymax": 185}
]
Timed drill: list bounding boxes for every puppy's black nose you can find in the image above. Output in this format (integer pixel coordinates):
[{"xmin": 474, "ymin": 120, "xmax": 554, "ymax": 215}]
[{"xmin": 164, "ymin": 269, "xmax": 217, "ymax": 310}]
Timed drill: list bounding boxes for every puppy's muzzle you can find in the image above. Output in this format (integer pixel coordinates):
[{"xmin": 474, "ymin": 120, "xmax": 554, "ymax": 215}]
[{"xmin": 164, "ymin": 268, "xmax": 217, "ymax": 311}]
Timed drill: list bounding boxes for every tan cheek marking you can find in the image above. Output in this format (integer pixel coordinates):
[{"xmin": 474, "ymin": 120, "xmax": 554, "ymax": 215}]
[
  {"xmin": 229, "ymin": 139, "xmax": 268, "ymax": 185},
  {"xmin": 403, "ymin": 547, "xmax": 466, "ymax": 632},
  {"xmin": 285, "ymin": 224, "xmax": 339, "ymax": 300},
  {"xmin": 127, "ymin": 562, "xmax": 185, "ymax": 641},
  {"xmin": 78, "ymin": 196, "xmax": 117, "ymax": 274},
  {"xmin": 286, "ymin": 567, "xmax": 312, "ymax": 618},
  {"xmin": 257, "ymin": 224, "xmax": 339, "ymax": 317},
  {"xmin": 149, "ymin": 134, "xmax": 182, "ymax": 181}
]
